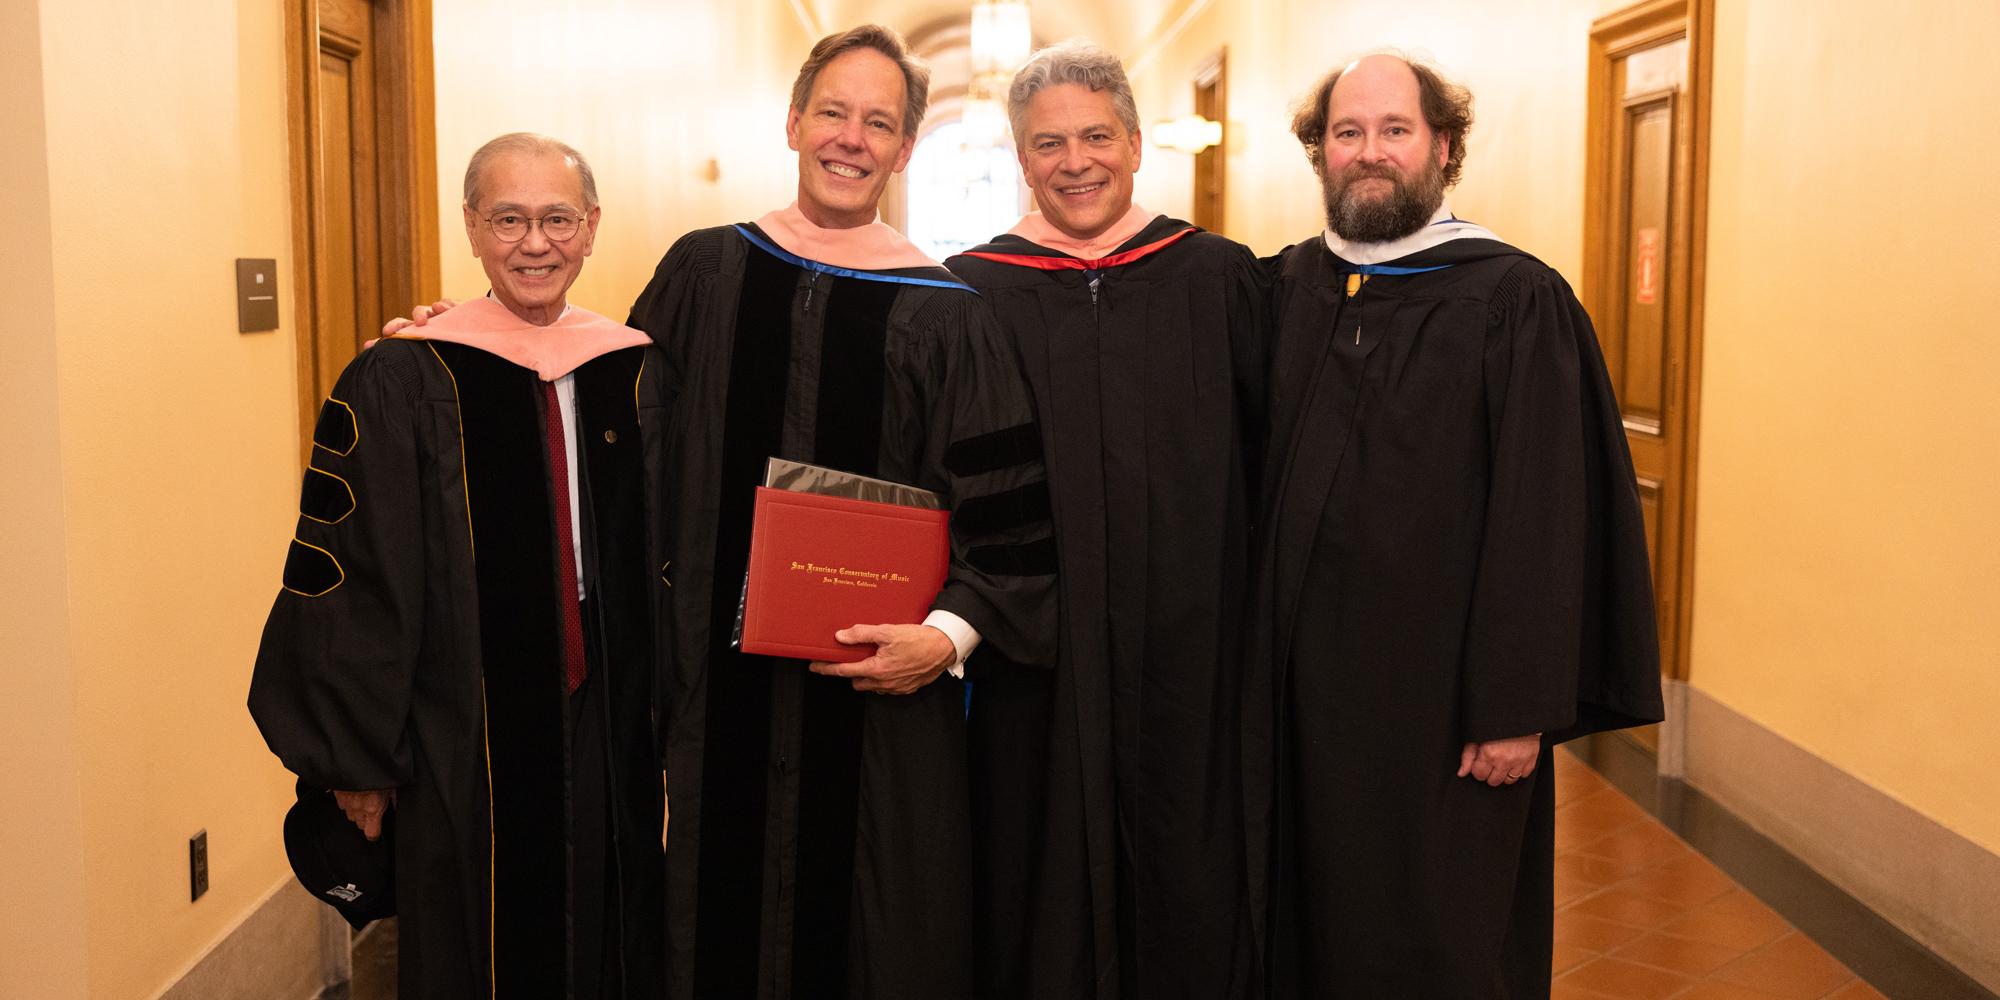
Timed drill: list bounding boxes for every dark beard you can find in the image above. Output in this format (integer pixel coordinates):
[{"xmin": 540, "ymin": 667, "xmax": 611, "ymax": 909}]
[{"xmin": 1322, "ymin": 157, "xmax": 1446, "ymax": 244}]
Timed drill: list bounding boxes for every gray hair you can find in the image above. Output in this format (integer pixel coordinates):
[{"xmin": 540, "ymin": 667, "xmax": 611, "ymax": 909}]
[
  {"xmin": 1007, "ymin": 41, "xmax": 1140, "ymax": 146},
  {"xmin": 462, "ymin": 132, "xmax": 599, "ymax": 211}
]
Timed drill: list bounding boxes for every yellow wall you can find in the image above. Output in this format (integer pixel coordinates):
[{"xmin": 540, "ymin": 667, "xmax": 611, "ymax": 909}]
[
  {"xmin": 0, "ymin": 0, "xmax": 92, "ymax": 994},
  {"xmin": 432, "ymin": 0, "xmax": 816, "ymax": 321},
  {"xmin": 1690, "ymin": 0, "xmax": 2000, "ymax": 854},
  {"xmin": 23, "ymin": 0, "xmax": 306, "ymax": 995},
  {"xmin": 1127, "ymin": 0, "xmax": 1300, "ymax": 255},
  {"xmin": 1130, "ymin": 0, "xmax": 1628, "ymax": 266}
]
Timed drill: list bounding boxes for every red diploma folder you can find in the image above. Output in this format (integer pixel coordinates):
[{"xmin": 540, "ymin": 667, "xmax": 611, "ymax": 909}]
[{"xmin": 737, "ymin": 467, "xmax": 950, "ymax": 663}]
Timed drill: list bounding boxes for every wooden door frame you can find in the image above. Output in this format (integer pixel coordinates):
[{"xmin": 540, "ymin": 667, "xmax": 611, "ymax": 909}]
[
  {"xmin": 284, "ymin": 0, "xmax": 441, "ymax": 458},
  {"xmin": 1582, "ymin": 0, "xmax": 1712, "ymax": 684},
  {"xmin": 1191, "ymin": 48, "xmax": 1227, "ymax": 235}
]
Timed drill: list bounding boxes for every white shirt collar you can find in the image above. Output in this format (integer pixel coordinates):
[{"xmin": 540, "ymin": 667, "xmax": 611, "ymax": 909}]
[{"xmin": 1321, "ymin": 202, "xmax": 1502, "ymax": 265}]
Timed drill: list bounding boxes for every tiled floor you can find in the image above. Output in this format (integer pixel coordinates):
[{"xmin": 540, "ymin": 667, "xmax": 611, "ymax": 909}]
[
  {"xmin": 337, "ymin": 751, "xmax": 1898, "ymax": 1000},
  {"xmin": 1550, "ymin": 749, "xmax": 1885, "ymax": 1000},
  {"xmin": 326, "ymin": 919, "xmax": 395, "ymax": 1000}
]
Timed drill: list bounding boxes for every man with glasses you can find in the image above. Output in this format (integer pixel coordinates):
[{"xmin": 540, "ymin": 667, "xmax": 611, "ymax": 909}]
[{"xmin": 252, "ymin": 132, "xmax": 670, "ymax": 999}]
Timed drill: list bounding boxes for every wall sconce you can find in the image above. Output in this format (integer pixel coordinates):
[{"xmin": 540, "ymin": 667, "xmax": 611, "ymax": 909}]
[{"xmin": 1151, "ymin": 115, "xmax": 1223, "ymax": 155}]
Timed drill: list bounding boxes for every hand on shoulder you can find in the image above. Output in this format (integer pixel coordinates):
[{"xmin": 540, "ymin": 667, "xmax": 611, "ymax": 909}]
[{"xmin": 380, "ymin": 298, "xmax": 461, "ymax": 337}]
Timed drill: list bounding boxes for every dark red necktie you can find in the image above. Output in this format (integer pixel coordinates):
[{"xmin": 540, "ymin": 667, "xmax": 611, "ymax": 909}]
[{"xmin": 541, "ymin": 380, "xmax": 587, "ymax": 693}]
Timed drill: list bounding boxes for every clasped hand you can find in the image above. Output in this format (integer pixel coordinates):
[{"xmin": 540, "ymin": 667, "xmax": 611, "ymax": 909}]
[
  {"xmin": 333, "ymin": 788, "xmax": 394, "ymax": 840},
  {"xmin": 1456, "ymin": 733, "xmax": 1543, "ymax": 787},
  {"xmin": 808, "ymin": 623, "xmax": 956, "ymax": 695}
]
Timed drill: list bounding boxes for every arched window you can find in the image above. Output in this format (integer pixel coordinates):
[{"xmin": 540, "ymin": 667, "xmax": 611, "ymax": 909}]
[{"xmin": 902, "ymin": 119, "xmax": 1026, "ymax": 261}]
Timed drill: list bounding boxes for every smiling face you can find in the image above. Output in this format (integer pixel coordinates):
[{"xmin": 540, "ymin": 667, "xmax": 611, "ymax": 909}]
[
  {"xmin": 1016, "ymin": 82, "xmax": 1142, "ymax": 242},
  {"xmin": 462, "ymin": 150, "xmax": 599, "ymax": 325},
  {"xmin": 787, "ymin": 47, "xmax": 916, "ymax": 229},
  {"xmin": 1319, "ymin": 55, "xmax": 1449, "ymax": 242}
]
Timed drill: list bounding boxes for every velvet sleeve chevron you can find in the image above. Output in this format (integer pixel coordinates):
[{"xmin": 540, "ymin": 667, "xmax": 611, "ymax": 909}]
[
  {"xmin": 248, "ymin": 344, "xmax": 427, "ymax": 793},
  {"xmin": 893, "ymin": 292, "xmax": 1057, "ymax": 670}
]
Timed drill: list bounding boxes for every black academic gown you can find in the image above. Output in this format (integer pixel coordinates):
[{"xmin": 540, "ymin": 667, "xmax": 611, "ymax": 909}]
[
  {"xmin": 946, "ymin": 217, "xmax": 1268, "ymax": 1000},
  {"xmin": 628, "ymin": 224, "xmax": 1056, "ymax": 1000},
  {"xmin": 1249, "ymin": 236, "xmax": 1665, "ymax": 999},
  {"xmin": 250, "ymin": 338, "xmax": 672, "ymax": 999}
]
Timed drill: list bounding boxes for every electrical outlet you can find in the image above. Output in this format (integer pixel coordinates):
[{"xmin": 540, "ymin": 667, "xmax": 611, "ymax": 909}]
[{"xmin": 189, "ymin": 830, "xmax": 209, "ymax": 901}]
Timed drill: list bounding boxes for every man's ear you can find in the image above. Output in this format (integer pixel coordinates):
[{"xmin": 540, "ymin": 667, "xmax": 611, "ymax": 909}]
[
  {"xmin": 463, "ymin": 203, "xmax": 481, "ymax": 257},
  {"xmin": 579, "ymin": 204, "xmax": 602, "ymax": 258},
  {"xmin": 786, "ymin": 106, "xmax": 804, "ymax": 152},
  {"xmin": 1434, "ymin": 133, "xmax": 1450, "ymax": 169},
  {"xmin": 890, "ymin": 132, "xmax": 916, "ymax": 174}
]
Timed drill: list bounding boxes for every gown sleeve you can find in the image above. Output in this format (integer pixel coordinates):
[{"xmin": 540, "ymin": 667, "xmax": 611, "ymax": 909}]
[
  {"xmin": 1457, "ymin": 263, "xmax": 1664, "ymax": 744},
  {"xmin": 248, "ymin": 344, "xmax": 428, "ymax": 791},
  {"xmin": 1226, "ymin": 243, "xmax": 1275, "ymax": 506},
  {"xmin": 896, "ymin": 294, "xmax": 1058, "ymax": 670},
  {"xmin": 633, "ymin": 345, "xmax": 677, "ymax": 766},
  {"xmin": 626, "ymin": 230, "xmax": 721, "ymax": 742},
  {"xmin": 628, "ymin": 230, "xmax": 724, "ymax": 381}
]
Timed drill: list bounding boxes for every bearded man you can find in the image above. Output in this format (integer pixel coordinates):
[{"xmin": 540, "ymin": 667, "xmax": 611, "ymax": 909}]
[{"xmin": 1249, "ymin": 53, "xmax": 1665, "ymax": 998}]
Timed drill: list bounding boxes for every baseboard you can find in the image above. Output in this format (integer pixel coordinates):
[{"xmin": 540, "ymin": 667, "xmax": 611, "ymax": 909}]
[
  {"xmin": 1682, "ymin": 685, "xmax": 2000, "ymax": 993},
  {"xmin": 156, "ymin": 876, "xmax": 349, "ymax": 1000},
  {"xmin": 1655, "ymin": 677, "xmax": 1690, "ymax": 779}
]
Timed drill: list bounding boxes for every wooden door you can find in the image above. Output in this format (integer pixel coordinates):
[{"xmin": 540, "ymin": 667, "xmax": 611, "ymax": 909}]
[
  {"xmin": 285, "ymin": 0, "xmax": 439, "ymax": 456},
  {"xmin": 313, "ymin": 0, "xmax": 382, "ymax": 405},
  {"xmin": 1584, "ymin": 0, "xmax": 1713, "ymax": 750},
  {"xmin": 1192, "ymin": 52, "xmax": 1226, "ymax": 234}
]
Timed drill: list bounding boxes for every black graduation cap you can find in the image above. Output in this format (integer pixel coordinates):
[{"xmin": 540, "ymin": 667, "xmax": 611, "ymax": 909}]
[{"xmin": 282, "ymin": 778, "xmax": 396, "ymax": 929}]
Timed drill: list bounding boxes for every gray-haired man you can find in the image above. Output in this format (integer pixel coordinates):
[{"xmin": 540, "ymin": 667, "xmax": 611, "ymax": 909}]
[
  {"xmin": 254, "ymin": 132, "xmax": 670, "ymax": 999},
  {"xmin": 945, "ymin": 40, "xmax": 1268, "ymax": 1000}
]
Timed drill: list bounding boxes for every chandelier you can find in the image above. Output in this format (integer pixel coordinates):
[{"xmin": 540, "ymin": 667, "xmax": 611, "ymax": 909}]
[
  {"xmin": 962, "ymin": 0, "xmax": 1032, "ymax": 149},
  {"xmin": 970, "ymin": 0, "xmax": 1031, "ymax": 73}
]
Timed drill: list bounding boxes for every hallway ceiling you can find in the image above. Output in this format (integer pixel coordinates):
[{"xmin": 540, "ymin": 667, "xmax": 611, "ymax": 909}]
[{"xmin": 797, "ymin": 0, "xmax": 1195, "ymax": 64}]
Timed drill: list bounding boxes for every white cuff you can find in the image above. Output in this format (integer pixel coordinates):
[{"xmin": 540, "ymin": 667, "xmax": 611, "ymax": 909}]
[{"xmin": 922, "ymin": 609, "xmax": 983, "ymax": 680}]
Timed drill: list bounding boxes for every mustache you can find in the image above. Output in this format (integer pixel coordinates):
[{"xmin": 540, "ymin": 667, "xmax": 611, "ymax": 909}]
[{"xmin": 1340, "ymin": 165, "xmax": 1403, "ymax": 184}]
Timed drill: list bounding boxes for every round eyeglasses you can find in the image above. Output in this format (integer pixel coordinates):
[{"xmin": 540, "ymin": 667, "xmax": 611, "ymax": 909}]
[{"xmin": 482, "ymin": 211, "xmax": 584, "ymax": 243}]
